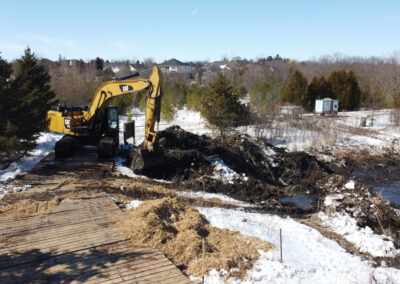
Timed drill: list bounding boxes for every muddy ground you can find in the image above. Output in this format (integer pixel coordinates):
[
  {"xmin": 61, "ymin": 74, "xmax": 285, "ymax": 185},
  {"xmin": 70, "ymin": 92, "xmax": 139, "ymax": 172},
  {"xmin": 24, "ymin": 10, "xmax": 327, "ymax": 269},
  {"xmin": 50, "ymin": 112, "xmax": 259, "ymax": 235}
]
[{"xmin": 124, "ymin": 126, "xmax": 332, "ymax": 215}]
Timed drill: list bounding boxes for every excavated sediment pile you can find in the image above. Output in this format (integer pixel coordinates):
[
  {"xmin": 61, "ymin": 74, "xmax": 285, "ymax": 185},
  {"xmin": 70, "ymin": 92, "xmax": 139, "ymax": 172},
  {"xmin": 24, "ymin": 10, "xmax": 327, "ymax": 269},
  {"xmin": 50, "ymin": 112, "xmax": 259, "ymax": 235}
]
[{"xmin": 127, "ymin": 126, "xmax": 331, "ymax": 212}]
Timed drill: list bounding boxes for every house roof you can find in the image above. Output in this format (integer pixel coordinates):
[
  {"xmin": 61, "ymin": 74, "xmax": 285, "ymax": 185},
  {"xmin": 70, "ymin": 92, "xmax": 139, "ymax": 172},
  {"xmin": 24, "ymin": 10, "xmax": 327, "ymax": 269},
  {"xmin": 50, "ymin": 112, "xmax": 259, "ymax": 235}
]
[
  {"xmin": 159, "ymin": 58, "xmax": 193, "ymax": 67},
  {"xmin": 200, "ymin": 63, "xmax": 221, "ymax": 72}
]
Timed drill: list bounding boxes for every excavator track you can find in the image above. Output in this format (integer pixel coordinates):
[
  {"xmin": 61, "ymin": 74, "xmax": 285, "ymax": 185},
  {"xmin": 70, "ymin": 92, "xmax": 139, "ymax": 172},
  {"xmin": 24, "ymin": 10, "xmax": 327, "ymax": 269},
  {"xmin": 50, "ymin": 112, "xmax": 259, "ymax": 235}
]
[
  {"xmin": 54, "ymin": 135, "xmax": 81, "ymax": 158},
  {"xmin": 98, "ymin": 137, "xmax": 117, "ymax": 158}
]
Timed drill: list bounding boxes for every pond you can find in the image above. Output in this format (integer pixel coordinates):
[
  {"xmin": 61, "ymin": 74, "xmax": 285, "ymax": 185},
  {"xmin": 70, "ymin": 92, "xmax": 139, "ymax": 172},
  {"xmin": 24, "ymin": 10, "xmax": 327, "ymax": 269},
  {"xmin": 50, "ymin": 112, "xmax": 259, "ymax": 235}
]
[
  {"xmin": 373, "ymin": 181, "xmax": 400, "ymax": 206},
  {"xmin": 280, "ymin": 194, "xmax": 312, "ymax": 210}
]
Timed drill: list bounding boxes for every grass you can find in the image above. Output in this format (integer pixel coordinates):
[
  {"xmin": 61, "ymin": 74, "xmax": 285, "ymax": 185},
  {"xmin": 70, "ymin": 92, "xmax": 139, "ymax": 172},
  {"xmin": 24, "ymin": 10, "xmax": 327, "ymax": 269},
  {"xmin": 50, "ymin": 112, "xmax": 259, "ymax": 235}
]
[{"xmin": 117, "ymin": 197, "xmax": 273, "ymax": 278}]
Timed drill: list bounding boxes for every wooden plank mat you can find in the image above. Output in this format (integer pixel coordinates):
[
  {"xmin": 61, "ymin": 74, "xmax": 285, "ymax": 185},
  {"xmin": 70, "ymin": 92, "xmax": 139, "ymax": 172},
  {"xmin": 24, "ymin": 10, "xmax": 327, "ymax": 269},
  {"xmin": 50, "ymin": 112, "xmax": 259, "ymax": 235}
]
[{"xmin": 0, "ymin": 197, "xmax": 190, "ymax": 283}]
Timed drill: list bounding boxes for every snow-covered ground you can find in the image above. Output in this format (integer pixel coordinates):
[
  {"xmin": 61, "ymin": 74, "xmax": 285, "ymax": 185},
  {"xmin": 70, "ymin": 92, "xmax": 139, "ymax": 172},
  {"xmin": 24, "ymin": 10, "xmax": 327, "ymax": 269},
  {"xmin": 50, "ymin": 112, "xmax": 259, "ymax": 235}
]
[
  {"xmin": 120, "ymin": 107, "xmax": 400, "ymax": 152},
  {"xmin": 238, "ymin": 109, "xmax": 400, "ymax": 151},
  {"xmin": 0, "ymin": 132, "xmax": 62, "ymax": 182},
  {"xmin": 318, "ymin": 210, "xmax": 400, "ymax": 257},
  {"xmin": 176, "ymin": 190, "xmax": 251, "ymax": 206},
  {"xmin": 114, "ymin": 156, "xmax": 171, "ymax": 183},
  {"xmin": 119, "ymin": 107, "xmax": 210, "ymax": 145},
  {"xmin": 198, "ymin": 207, "xmax": 400, "ymax": 284},
  {"xmin": 0, "ymin": 132, "xmax": 62, "ymax": 200}
]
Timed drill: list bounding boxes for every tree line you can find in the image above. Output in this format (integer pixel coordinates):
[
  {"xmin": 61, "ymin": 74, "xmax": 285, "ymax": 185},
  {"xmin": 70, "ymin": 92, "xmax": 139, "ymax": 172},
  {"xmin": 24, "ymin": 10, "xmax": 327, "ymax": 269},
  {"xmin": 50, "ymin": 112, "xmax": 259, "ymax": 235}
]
[
  {"xmin": 281, "ymin": 68, "xmax": 361, "ymax": 111},
  {"xmin": 2, "ymin": 48, "xmax": 400, "ymax": 165}
]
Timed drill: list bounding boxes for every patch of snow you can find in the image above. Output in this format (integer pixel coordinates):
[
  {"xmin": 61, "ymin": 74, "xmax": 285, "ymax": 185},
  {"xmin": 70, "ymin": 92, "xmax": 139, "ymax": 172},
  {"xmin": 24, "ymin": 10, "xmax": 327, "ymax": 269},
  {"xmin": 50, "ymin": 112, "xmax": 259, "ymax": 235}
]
[
  {"xmin": 263, "ymin": 147, "xmax": 276, "ymax": 157},
  {"xmin": 126, "ymin": 200, "xmax": 143, "ymax": 209},
  {"xmin": 220, "ymin": 64, "xmax": 231, "ymax": 70},
  {"xmin": 394, "ymin": 208, "xmax": 400, "ymax": 217},
  {"xmin": 129, "ymin": 65, "xmax": 136, "ymax": 72},
  {"xmin": 211, "ymin": 158, "xmax": 238, "ymax": 184},
  {"xmin": 112, "ymin": 67, "xmax": 120, "ymax": 73},
  {"xmin": 318, "ymin": 211, "xmax": 400, "ymax": 257},
  {"xmin": 114, "ymin": 156, "xmax": 171, "ymax": 183},
  {"xmin": 12, "ymin": 184, "xmax": 32, "ymax": 192},
  {"xmin": 262, "ymin": 147, "xmax": 279, "ymax": 167},
  {"xmin": 198, "ymin": 207, "xmax": 400, "ymax": 283},
  {"xmin": 324, "ymin": 194, "xmax": 344, "ymax": 206},
  {"xmin": 0, "ymin": 132, "xmax": 62, "ymax": 182},
  {"xmin": 345, "ymin": 180, "xmax": 355, "ymax": 190},
  {"xmin": 176, "ymin": 191, "xmax": 250, "ymax": 206}
]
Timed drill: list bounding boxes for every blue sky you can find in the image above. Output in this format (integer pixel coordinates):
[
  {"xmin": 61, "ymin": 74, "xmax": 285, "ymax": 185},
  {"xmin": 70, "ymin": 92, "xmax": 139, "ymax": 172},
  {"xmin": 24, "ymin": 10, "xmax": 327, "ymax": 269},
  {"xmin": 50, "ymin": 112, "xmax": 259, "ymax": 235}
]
[{"xmin": 1, "ymin": 0, "xmax": 399, "ymax": 62}]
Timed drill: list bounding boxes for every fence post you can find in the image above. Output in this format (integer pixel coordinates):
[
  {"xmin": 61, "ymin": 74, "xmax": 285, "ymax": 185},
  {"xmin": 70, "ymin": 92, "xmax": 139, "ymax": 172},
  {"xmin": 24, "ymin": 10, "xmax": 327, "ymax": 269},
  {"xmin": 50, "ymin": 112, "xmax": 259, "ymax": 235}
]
[
  {"xmin": 202, "ymin": 238, "xmax": 205, "ymax": 284},
  {"xmin": 280, "ymin": 228, "xmax": 283, "ymax": 263}
]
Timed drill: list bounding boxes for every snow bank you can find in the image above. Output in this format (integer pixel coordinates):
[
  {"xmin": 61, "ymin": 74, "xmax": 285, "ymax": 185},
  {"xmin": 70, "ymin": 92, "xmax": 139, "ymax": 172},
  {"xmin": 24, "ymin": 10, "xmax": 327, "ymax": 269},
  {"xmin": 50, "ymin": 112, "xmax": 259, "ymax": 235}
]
[
  {"xmin": 0, "ymin": 132, "xmax": 62, "ymax": 182},
  {"xmin": 114, "ymin": 156, "xmax": 171, "ymax": 183},
  {"xmin": 126, "ymin": 200, "xmax": 143, "ymax": 209},
  {"xmin": 318, "ymin": 211, "xmax": 400, "ymax": 257},
  {"xmin": 198, "ymin": 207, "xmax": 400, "ymax": 283},
  {"xmin": 176, "ymin": 191, "xmax": 250, "ymax": 206}
]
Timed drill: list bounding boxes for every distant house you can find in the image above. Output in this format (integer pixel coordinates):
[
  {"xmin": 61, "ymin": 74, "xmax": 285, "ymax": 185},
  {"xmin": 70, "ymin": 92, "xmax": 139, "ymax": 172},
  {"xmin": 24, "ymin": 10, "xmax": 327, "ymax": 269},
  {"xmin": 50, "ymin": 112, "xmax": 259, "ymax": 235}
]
[
  {"xmin": 159, "ymin": 58, "xmax": 194, "ymax": 74},
  {"xmin": 199, "ymin": 63, "xmax": 220, "ymax": 81}
]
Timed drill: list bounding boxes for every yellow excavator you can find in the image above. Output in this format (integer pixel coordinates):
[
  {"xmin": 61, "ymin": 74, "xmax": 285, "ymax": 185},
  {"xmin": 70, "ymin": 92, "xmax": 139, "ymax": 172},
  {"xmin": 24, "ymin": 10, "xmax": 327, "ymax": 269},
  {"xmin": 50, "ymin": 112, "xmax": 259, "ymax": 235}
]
[{"xmin": 47, "ymin": 67, "xmax": 163, "ymax": 158}]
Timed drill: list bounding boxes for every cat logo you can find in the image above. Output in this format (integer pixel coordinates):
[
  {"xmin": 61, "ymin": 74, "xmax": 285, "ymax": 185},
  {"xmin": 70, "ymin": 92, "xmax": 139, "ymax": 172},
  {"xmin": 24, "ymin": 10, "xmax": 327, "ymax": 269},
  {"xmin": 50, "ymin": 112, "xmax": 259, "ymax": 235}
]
[{"xmin": 119, "ymin": 84, "xmax": 133, "ymax": 92}]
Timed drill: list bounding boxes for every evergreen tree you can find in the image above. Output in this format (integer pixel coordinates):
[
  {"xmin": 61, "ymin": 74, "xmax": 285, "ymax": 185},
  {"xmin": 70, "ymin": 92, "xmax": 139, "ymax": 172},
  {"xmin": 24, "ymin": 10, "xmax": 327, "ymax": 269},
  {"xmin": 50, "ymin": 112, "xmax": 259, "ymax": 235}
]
[
  {"xmin": 327, "ymin": 69, "xmax": 361, "ymax": 110},
  {"xmin": 0, "ymin": 54, "xmax": 15, "ymax": 160},
  {"xmin": 201, "ymin": 72, "xmax": 246, "ymax": 137},
  {"xmin": 6, "ymin": 48, "xmax": 57, "ymax": 154},
  {"xmin": 306, "ymin": 76, "xmax": 333, "ymax": 111},
  {"xmin": 282, "ymin": 69, "xmax": 308, "ymax": 107},
  {"xmin": 95, "ymin": 57, "xmax": 104, "ymax": 70}
]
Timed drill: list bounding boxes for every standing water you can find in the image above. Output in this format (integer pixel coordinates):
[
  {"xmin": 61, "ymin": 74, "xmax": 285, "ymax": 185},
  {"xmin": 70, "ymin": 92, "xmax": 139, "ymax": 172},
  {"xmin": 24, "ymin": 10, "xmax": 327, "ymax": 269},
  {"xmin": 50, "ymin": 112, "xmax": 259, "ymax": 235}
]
[{"xmin": 373, "ymin": 181, "xmax": 400, "ymax": 206}]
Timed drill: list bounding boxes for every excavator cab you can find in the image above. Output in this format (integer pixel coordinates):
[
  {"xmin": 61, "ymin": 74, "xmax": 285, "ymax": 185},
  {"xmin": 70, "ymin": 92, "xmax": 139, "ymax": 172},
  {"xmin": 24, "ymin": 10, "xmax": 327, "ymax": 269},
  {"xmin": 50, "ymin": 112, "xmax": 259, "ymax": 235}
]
[
  {"xmin": 96, "ymin": 106, "xmax": 119, "ymax": 158},
  {"xmin": 107, "ymin": 106, "xmax": 119, "ymax": 132}
]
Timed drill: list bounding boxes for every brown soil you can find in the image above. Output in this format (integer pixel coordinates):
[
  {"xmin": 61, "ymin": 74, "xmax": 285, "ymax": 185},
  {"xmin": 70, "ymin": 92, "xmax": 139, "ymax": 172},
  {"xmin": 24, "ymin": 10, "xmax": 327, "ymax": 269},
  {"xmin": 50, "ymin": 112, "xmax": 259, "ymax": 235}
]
[{"xmin": 117, "ymin": 198, "xmax": 273, "ymax": 278}]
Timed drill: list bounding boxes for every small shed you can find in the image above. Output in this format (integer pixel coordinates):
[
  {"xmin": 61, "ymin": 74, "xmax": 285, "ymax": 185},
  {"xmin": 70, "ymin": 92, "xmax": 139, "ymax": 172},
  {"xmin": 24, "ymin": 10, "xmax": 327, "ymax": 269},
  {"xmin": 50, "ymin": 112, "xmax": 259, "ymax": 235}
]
[
  {"xmin": 315, "ymin": 98, "xmax": 339, "ymax": 116},
  {"xmin": 279, "ymin": 105, "xmax": 303, "ymax": 120}
]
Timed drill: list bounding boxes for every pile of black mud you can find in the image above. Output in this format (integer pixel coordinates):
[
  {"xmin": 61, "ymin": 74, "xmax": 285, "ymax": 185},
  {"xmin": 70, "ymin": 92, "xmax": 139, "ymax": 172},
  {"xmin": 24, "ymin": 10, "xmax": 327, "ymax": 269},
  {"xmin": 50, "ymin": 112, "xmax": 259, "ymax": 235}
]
[{"xmin": 124, "ymin": 126, "xmax": 332, "ymax": 214}]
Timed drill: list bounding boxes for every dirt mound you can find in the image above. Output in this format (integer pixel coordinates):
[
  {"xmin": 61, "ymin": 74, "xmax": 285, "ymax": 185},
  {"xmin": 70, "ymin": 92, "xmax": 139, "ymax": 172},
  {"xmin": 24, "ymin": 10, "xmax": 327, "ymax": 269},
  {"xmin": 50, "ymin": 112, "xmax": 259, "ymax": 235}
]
[
  {"xmin": 126, "ymin": 126, "xmax": 330, "ymax": 209},
  {"xmin": 117, "ymin": 198, "xmax": 272, "ymax": 278}
]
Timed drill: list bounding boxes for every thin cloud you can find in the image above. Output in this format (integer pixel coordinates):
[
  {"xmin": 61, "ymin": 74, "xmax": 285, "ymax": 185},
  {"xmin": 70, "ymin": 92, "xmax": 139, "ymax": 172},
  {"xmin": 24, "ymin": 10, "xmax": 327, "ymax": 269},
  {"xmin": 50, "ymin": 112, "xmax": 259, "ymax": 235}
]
[
  {"xmin": 0, "ymin": 42, "xmax": 25, "ymax": 51},
  {"xmin": 108, "ymin": 41, "xmax": 128, "ymax": 51},
  {"xmin": 27, "ymin": 34, "xmax": 76, "ymax": 48},
  {"xmin": 192, "ymin": 8, "xmax": 198, "ymax": 16}
]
